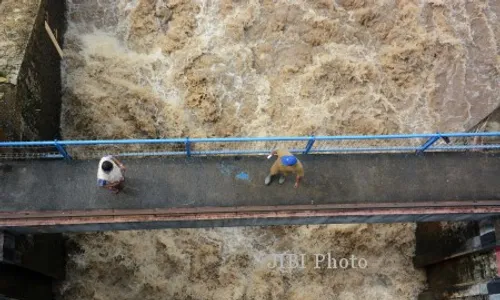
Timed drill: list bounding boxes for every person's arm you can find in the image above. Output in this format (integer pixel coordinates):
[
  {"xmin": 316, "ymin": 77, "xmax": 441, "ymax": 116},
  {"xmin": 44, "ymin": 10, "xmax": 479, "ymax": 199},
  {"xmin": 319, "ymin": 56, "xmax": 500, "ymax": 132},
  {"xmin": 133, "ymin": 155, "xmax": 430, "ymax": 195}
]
[
  {"xmin": 294, "ymin": 163, "xmax": 304, "ymax": 189},
  {"xmin": 111, "ymin": 157, "xmax": 126, "ymax": 171},
  {"xmin": 294, "ymin": 175, "xmax": 302, "ymax": 189}
]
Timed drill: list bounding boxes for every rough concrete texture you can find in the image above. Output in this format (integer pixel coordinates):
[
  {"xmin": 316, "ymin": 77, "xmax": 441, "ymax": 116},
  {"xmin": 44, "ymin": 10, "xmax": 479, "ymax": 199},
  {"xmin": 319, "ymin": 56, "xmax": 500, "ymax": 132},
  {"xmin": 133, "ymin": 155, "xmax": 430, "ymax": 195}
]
[
  {"xmin": 472, "ymin": 106, "xmax": 500, "ymax": 149},
  {"xmin": 0, "ymin": 152, "xmax": 499, "ymax": 212},
  {"xmin": 0, "ymin": 0, "xmax": 65, "ymax": 140},
  {"xmin": 0, "ymin": 0, "xmax": 40, "ymax": 83},
  {"xmin": 0, "ymin": 83, "xmax": 18, "ymax": 140},
  {"xmin": 426, "ymin": 250, "xmax": 498, "ymax": 289},
  {"xmin": 414, "ymin": 221, "xmax": 480, "ymax": 267},
  {"xmin": 432, "ymin": 0, "xmax": 500, "ymax": 131},
  {"xmin": 0, "ymin": 0, "xmax": 40, "ymax": 141},
  {"xmin": 0, "ymin": 264, "xmax": 53, "ymax": 300},
  {"xmin": 16, "ymin": 0, "xmax": 65, "ymax": 140},
  {"xmin": 416, "ymin": 218, "xmax": 500, "ymax": 299},
  {"xmin": 0, "ymin": 231, "xmax": 65, "ymax": 279}
]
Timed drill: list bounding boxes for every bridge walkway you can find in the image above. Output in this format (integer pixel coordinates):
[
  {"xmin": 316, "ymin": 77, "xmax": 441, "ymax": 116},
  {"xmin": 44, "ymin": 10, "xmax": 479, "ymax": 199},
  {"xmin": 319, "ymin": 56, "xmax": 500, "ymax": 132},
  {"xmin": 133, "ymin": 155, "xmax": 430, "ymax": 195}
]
[{"xmin": 0, "ymin": 152, "xmax": 499, "ymax": 232}]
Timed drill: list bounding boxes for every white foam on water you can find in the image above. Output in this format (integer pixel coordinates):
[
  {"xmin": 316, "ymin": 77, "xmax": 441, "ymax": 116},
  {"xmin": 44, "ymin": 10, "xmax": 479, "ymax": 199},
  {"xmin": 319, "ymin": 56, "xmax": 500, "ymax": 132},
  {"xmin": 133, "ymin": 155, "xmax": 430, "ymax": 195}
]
[{"xmin": 58, "ymin": 0, "xmax": 500, "ymax": 298}]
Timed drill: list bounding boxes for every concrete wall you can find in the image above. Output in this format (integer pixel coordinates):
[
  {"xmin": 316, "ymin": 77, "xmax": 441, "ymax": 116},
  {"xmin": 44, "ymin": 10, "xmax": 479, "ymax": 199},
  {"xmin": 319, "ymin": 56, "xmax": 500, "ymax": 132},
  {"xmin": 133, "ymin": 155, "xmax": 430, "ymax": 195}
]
[
  {"xmin": 0, "ymin": 83, "xmax": 18, "ymax": 140},
  {"xmin": 0, "ymin": 0, "xmax": 65, "ymax": 141},
  {"xmin": 470, "ymin": 105, "xmax": 500, "ymax": 145},
  {"xmin": 0, "ymin": 264, "xmax": 54, "ymax": 300},
  {"xmin": 417, "ymin": 218, "xmax": 500, "ymax": 299},
  {"xmin": 0, "ymin": 231, "xmax": 65, "ymax": 279},
  {"xmin": 0, "ymin": 231, "xmax": 65, "ymax": 300}
]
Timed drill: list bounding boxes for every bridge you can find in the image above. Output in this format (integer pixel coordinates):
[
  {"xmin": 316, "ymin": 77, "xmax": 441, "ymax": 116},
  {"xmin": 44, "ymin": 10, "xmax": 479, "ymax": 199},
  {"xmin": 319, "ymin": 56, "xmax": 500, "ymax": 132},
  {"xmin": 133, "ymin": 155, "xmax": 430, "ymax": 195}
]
[{"xmin": 1, "ymin": 132, "xmax": 500, "ymax": 233}]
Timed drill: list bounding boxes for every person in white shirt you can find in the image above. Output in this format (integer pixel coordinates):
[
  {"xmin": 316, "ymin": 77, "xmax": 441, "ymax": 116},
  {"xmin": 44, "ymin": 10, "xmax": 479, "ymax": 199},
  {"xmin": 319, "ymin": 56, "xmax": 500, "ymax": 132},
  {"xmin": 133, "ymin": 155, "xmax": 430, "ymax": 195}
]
[{"xmin": 97, "ymin": 155, "xmax": 126, "ymax": 194}]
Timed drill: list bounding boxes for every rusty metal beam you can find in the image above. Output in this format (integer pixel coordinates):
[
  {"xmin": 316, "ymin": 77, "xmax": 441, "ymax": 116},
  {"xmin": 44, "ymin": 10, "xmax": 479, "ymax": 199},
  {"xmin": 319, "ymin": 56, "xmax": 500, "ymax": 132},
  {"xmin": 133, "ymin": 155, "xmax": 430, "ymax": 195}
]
[
  {"xmin": 2, "ymin": 200, "xmax": 500, "ymax": 219},
  {"xmin": 1, "ymin": 201, "xmax": 500, "ymax": 227}
]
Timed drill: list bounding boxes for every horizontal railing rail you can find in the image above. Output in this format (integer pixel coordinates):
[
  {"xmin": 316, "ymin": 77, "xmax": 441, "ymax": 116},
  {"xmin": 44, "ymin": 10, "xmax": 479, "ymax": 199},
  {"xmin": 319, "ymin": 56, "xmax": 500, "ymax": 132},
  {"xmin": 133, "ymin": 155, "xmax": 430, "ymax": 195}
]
[{"xmin": 0, "ymin": 131, "xmax": 499, "ymax": 160}]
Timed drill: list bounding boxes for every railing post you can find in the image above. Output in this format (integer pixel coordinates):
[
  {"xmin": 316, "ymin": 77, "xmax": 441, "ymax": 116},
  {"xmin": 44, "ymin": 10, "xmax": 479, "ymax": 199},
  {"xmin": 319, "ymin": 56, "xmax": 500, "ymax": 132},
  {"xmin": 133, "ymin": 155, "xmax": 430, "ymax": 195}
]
[
  {"xmin": 303, "ymin": 136, "xmax": 316, "ymax": 154},
  {"xmin": 185, "ymin": 137, "xmax": 191, "ymax": 157},
  {"xmin": 54, "ymin": 139, "xmax": 72, "ymax": 160},
  {"xmin": 416, "ymin": 132, "xmax": 449, "ymax": 155}
]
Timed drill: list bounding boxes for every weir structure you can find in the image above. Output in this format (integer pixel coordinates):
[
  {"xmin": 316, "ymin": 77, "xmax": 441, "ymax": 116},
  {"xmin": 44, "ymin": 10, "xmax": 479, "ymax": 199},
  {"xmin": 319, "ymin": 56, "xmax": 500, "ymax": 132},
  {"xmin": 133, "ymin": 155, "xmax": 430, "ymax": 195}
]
[
  {"xmin": 2, "ymin": 133, "xmax": 500, "ymax": 299},
  {"xmin": 1, "ymin": 1, "xmax": 500, "ymax": 299},
  {"xmin": 1, "ymin": 132, "xmax": 500, "ymax": 232}
]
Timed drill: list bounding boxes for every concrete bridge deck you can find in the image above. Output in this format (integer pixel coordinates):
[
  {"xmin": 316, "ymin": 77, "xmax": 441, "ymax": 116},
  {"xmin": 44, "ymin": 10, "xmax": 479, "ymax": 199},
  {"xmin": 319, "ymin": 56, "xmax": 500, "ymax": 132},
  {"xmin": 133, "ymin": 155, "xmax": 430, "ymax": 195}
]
[{"xmin": 1, "ymin": 152, "xmax": 500, "ymax": 232}]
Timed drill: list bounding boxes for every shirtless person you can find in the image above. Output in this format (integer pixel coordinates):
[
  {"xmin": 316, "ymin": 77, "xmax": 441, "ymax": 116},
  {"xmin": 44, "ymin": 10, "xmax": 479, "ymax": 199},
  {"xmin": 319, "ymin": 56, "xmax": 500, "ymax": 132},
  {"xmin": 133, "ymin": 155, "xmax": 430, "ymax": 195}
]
[{"xmin": 265, "ymin": 148, "xmax": 304, "ymax": 189}]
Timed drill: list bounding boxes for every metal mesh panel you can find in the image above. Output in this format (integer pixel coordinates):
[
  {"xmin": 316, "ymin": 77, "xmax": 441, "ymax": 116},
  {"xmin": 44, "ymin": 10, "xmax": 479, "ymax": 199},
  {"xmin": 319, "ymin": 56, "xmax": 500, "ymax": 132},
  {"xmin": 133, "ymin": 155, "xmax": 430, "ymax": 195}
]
[
  {"xmin": 189, "ymin": 140, "xmax": 308, "ymax": 156},
  {"xmin": 448, "ymin": 134, "xmax": 500, "ymax": 146},
  {"xmin": 0, "ymin": 145, "xmax": 61, "ymax": 160},
  {"xmin": 1, "ymin": 132, "xmax": 500, "ymax": 160},
  {"xmin": 65, "ymin": 142, "xmax": 186, "ymax": 159},
  {"xmin": 310, "ymin": 137, "xmax": 423, "ymax": 154},
  {"xmin": 428, "ymin": 135, "xmax": 500, "ymax": 152}
]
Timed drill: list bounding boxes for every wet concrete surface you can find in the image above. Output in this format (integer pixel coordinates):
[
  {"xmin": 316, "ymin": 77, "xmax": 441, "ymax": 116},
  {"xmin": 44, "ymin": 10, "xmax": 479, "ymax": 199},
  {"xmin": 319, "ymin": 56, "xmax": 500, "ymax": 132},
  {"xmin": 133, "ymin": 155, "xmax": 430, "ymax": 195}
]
[{"xmin": 0, "ymin": 152, "xmax": 499, "ymax": 212}]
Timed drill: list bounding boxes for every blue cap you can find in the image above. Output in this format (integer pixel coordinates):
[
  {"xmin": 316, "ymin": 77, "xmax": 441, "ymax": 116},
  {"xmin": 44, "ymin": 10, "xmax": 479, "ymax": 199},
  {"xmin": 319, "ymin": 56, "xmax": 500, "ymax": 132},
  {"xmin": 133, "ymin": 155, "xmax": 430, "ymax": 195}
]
[{"xmin": 281, "ymin": 155, "xmax": 298, "ymax": 166}]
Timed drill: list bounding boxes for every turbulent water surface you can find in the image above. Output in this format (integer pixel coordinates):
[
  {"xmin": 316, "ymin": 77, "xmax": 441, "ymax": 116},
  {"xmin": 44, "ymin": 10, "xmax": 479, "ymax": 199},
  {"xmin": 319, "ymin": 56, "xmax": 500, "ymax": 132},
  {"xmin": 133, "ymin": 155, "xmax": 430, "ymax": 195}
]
[
  {"xmin": 58, "ymin": 0, "xmax": 500, "ymax": 299},
  {"xmin": 59, "ymin": 224, "xmax": 425, "ymax": 300},
  {"xmin": 61, "ymin": 0, "xmax": 500, "ymax": 139}
]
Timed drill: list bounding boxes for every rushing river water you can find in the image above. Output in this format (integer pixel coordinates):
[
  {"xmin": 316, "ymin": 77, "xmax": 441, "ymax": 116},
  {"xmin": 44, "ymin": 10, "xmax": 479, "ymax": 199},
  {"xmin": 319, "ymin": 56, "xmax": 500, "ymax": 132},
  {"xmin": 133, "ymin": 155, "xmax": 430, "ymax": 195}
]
[{"xmin": 57, "ymin": 0, "xmax": 500, "ymax": 299}]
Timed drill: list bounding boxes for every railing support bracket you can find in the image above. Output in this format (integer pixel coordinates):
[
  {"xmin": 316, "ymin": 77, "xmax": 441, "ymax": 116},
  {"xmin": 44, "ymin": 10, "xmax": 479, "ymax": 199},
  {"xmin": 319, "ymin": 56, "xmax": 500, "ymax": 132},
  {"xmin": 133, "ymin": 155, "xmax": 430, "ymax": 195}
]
[
  {"xmin": 416, "ymin": 132, "xmax": 450, "ymax": 155},
  {"xmin": 54, "ymin": 139, "xmax": 72, "ymax": 160},
  {"xmin": 303, "ymin": 136, "xmax": 316, "ymax": 154},
  {"xmin": 185, "ymin": 137, "xmax": 191, "ymax": 157}
]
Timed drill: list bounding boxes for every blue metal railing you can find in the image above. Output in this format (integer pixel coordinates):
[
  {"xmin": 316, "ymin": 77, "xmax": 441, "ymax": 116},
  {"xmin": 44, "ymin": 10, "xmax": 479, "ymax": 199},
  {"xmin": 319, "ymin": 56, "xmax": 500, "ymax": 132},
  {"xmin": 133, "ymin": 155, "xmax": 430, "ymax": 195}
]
[{"xmin": 0, "ymin": 132, "xmax": 499, "ymax": 160}]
